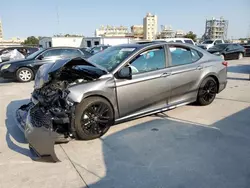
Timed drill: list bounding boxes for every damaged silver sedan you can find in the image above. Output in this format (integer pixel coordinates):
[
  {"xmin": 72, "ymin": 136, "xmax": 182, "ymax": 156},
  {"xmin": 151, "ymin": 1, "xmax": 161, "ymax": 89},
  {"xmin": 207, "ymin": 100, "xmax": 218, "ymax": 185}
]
[{"xmin": 16, "ymin": 43, "xmax": 227, "ymax": 162}]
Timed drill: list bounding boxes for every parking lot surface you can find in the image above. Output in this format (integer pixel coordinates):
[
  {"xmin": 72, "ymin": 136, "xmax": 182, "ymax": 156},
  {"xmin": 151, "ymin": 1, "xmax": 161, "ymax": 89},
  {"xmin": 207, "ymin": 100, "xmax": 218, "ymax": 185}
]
[{"xmin": 0, "ymin": 58, "xmax": 250, "ymax": 188}]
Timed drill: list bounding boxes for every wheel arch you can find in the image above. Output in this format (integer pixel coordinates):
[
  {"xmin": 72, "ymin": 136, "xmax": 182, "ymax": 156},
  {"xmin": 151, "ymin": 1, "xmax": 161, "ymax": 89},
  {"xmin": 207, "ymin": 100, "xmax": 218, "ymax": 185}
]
[
  {"xmin": 198, "ymin": 73, "xmax": 220, "ymax": 93},
  {"xmin": 82, "ymin": 94, "xmax": 116, "ymax": 120}
]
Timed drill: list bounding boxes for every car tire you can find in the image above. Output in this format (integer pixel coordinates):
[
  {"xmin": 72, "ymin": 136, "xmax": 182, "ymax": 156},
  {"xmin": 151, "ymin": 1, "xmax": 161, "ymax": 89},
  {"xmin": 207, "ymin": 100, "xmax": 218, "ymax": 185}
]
[
  {"xmin": 238, "ymin": 52, "xmax": 243, "ymax": 60},
  {"xmin": 74, "ymin": 97, "xmax": 114, "ymax": 140},
  {"xmin": 196, "ymin": 77, "xmax": 217, "ymax": 106},
  {"xmin": 220, "ymin": 54, "xmax": 225, "ymax": 60},
  {"xmin": 16, "ymin": 67, "xmax": 34, "ymax": 82}
]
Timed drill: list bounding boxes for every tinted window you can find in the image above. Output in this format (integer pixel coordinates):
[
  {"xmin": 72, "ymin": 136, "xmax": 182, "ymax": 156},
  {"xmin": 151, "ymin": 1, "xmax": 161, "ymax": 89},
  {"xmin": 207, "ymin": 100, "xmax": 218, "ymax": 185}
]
[
  {"xmin": 43, "ymin": 49, "xmax": 63, "ymax": 57},
  {"xmin": 129, "ymin": 47, "xmax": 166, "ymax": 74},
  {"xmin": 226, "ymin": 45, "xmax": 234, "ymax": 51},
  {"xmin": 170, "ymin": 46, "xmax": 201, "ymax": 66},
  {"xmin": 232, "ymin": 44, "xmax": 241, "ymax": 50},
  {"xmin": 202, "ymin": 40, "xmax": 213, "ymax": 44},
  {"xmin": 61, "ymin": 49, "xmax": 82, "ymax": 57},
  {"xmin": 184, "ymin": 40, "xmax": 194, "ymax": 44},
  {"xmin": 215, "ymin": 40, "xmax": 222, "ymax": 44},
  {"xmin": 175, "ymin": 40, "xmax": 183, "ymax": 43}
]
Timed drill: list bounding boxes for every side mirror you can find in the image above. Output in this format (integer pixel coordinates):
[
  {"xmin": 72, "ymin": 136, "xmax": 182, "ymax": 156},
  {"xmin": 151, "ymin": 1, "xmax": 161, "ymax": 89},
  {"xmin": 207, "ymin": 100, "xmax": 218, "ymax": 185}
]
[
  {"xmin": 37, "ymin": 55, "xmax": 44, "ymax": 60},
  {"xmin": 117, "ymin": 67, "xmax": 132, "ymax": 80}
]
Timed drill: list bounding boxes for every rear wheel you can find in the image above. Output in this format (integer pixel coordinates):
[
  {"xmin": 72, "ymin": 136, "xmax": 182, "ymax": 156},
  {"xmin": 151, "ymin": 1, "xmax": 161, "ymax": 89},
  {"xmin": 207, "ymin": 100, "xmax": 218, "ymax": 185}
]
[
  {"xmin": 16, "ymin": 67, "xmax": 34, "ymax": 82},
  {"xmin": 197, "ymin": 77, "xmax": 217, "ymax": 106},
  {"xmin": 74, "ymin": 97, "xmax": 114, "ymax": 140},
  {"xmin": 220, "ymin": 54, "xmax": 225, "ymax": 60},
  {"xmin": 238, "ymin": 52, "xmax": 243, "ymax": 60}
]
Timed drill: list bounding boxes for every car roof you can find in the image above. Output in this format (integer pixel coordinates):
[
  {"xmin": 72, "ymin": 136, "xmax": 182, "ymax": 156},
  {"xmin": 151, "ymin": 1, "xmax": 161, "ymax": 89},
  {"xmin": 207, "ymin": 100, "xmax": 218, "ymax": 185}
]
[{"xmin": 45, "ymin": 46, "xmax": 81, "ymax": 50}]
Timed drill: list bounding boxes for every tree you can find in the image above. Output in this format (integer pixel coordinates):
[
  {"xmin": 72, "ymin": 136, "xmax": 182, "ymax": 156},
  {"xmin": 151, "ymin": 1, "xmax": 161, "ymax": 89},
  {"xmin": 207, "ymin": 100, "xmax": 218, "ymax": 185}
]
[
  {"xmin": 22, "ymin": 36, "xmax": 39, "ymax": 46},
  {"xmin": 184, "ymin": 31, "xmax": 197, "ymax": 42}
]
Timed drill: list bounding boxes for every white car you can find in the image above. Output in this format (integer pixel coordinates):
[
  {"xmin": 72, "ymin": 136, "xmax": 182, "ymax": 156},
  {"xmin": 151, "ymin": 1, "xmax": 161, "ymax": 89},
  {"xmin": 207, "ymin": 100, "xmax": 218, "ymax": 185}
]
[
  {"xmin": 198, "ymin": 39, "xmax": 225, "ymax": 50},
  {"xmin": 154, "ymin": 38, "xmax": 195, "ymax": 45}
]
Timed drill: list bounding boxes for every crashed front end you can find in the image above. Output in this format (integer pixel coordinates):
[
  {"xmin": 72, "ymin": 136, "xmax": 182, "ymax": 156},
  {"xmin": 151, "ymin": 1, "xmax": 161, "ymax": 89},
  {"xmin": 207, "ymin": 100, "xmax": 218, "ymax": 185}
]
[{"xmin": 16, "ymin": 58, "xmax": 106, "ymax": 162}]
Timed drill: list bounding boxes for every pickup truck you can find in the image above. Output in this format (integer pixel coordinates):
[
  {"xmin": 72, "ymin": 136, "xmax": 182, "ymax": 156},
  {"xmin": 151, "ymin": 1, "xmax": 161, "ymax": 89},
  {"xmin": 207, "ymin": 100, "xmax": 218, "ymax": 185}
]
[{"xmin": 198, "ymin": 39, "xmax": 225, "ymax": 50}]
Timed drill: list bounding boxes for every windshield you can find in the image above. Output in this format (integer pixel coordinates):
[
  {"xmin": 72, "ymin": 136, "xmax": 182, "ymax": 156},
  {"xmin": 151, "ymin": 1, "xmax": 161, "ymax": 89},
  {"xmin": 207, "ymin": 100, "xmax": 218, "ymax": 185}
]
[
  {"xmin": 210, "ymin": 44, "xmax": 228, "ymax": 50},
  {"xmin": 26, "ymin": 48, "xmax": 44, "ymax": 59},
  {"xmin": 88, "ymin": 46, "xmax": 136, "ymax": 72},
  {"xmin": 202, "ymin": 40, "xmax": 213, "ymax": 44}
]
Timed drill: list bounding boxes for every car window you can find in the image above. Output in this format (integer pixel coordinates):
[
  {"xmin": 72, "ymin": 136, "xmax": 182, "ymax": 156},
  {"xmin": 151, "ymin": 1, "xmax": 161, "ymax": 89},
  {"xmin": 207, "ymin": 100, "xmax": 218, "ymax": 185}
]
[
  {"xmin": 175, "ymin": 40, "xmax": 183, "ymax": 43},
  {"xmin": 129, "ymin": 47, "xmax": 166, "ymax": 74},
  {"xmin": 169, "ymin": 46, "xmax": 201, "ymax": 66},
  {"xmin": 61, "ymin": 49, "xmax": 82, "ymax": 57},
  {"xmin": 184, "ymin": 40, "xmax": 194, "ymax": 45},
  {"xmin": 226, "ymin": 45, "xmax": 234, "ymax": 51},
  {"xmin": 232, "ymin": 44, "xmax": 240, "ymax": 50},
  {"xmin": 42, "ymin": 49, "xmax": 63, "ymax": 57}
]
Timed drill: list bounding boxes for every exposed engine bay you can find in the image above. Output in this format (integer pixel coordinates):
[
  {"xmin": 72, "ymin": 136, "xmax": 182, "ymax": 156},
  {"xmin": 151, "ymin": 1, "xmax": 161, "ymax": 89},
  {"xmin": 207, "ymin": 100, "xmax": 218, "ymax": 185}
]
[{"xmin": 16, "ymin": 58, "xmax": 107, "ymax": 162}]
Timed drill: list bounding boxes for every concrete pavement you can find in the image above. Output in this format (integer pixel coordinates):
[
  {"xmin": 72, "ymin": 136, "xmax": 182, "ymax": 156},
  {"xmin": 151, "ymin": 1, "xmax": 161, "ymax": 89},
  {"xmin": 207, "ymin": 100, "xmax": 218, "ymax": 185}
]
[{"xmin": 0, "ymin": 58, "xmax": 250, "ymax": 188}]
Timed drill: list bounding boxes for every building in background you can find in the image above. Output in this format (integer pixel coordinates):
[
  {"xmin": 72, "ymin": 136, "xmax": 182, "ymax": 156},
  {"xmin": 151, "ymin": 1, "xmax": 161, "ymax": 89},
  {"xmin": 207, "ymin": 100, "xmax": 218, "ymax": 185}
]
[
  {"xmin": 175, "ymin": 30, "xmax": 186, "ymax": 38},
  {"xmin": 0, "ymin": 37, "xmax": 25, "ymax": 49},
  {"xmin": 203, "ymin": 17, "xmax": 228, "ymax": 40},
  {"xmin": 143, "ymin": 13, "xmax": 158, "ymax": 40},
  {"xmin": 131, "ymin": 25, "xmax": 144, "ymax": 39},
  {"xmin": 0, "ymin": 20, "xmax": 3, "ymax": 40},
  {"xmin": 157, "ymin": 25, "xmax": 175, "ymax": 39},
  {"xmin": 95, "ymin": 25, "xmax": 129, "ymax": 37}
]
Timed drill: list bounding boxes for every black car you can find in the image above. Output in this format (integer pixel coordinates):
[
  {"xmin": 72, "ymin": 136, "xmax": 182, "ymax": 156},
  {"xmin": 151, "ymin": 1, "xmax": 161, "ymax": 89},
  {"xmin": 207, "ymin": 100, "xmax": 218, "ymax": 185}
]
[
  {"xmin": 207, "ymin": 43, "xmax": 245, "ymax": 60},
  {"xmin": 0, "ymin": 46, "xmax": 39, "ymax": 62},
  {"xmin": 0, "ymin": 47, "xmax": 91, "ymax": 82}
]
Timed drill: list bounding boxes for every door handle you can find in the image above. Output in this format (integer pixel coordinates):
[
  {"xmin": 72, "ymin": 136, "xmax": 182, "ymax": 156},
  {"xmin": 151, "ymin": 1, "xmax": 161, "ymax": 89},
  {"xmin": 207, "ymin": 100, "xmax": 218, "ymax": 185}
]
[
  {"xmin": 161, "ymin": 72, "xmax": 171, "ymax": 77},
  {"xmin": 196, "ymin": 66, "xmax": 203, "ymax": 70}
]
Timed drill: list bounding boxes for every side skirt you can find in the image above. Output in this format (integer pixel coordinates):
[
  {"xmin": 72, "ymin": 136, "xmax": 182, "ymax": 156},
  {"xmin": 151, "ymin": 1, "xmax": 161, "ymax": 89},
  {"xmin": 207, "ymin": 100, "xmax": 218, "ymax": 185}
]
[{"xmin": 114, "ymin": 99, "xmax": 195, "ymax": 124}]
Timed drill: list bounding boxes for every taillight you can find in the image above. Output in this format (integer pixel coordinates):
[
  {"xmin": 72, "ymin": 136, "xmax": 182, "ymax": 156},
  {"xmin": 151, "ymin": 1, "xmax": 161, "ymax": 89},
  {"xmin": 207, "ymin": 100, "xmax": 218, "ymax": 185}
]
[{"xmin": 222, "ymin": 61, "xmax": 228, "ymax": 67}]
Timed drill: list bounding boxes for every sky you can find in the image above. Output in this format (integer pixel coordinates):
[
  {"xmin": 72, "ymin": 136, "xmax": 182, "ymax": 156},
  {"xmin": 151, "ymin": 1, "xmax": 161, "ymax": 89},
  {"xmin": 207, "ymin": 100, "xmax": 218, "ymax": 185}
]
[{"xmin": 1, "ymin": 0, "xmax": 250, "ymax": 39}]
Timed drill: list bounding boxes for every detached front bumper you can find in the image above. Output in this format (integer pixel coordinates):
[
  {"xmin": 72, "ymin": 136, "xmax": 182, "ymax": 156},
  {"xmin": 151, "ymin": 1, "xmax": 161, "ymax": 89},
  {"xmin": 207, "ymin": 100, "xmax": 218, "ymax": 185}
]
[{"xmin": 16, "ymin": 103, "xmax": 60, "ymax": 162}]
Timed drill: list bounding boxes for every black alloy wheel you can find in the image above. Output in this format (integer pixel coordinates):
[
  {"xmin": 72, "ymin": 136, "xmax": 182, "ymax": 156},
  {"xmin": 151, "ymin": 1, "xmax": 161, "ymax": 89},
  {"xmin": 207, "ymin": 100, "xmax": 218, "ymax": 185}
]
[
  {"xmin": 75, "ymin": 97, "xmax": 114, "ymax": 140},
  {"xmin": 197, "ymin": 77, "xmax": 217, "ymax": 106}
]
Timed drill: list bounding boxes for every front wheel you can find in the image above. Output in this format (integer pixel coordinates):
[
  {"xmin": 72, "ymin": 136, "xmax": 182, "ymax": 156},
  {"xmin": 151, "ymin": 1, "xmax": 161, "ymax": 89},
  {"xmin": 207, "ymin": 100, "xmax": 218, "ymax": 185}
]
[
  {"xmin": 196, "ymin": 77, "xmax": 217, "ymax": 106},
  {"xmin": 16, "ymin": 67, "xmax": 34, "ymax": 82},
  {"xmin": 74, "ymin": 97, "xmax": 114, "ymax": 140}
]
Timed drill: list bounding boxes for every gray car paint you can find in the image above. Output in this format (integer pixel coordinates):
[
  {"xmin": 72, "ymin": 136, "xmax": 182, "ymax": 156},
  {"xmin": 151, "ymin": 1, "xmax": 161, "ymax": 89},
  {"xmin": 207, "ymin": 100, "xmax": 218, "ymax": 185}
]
[{"xmin": 67, "ymin": 43, "xmax": 227, "ymax": 122}]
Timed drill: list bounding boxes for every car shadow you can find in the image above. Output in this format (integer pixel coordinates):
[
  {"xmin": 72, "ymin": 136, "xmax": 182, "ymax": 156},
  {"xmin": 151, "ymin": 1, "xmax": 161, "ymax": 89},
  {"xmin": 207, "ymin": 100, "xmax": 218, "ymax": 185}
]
[
  {"xmin": 227, "ymin": 64, "xmax": 250, "ymax": 74},
  {"xmin": 227, "ymin": 76, "xmax": 250, "ymax": 81},
  {"xmin": 0, "ymin": 78, "xmax": 15, "ymax": 84},
  {"xmin": 5, "ymin": 99, "xmax": 31, "ymax": 158},
  {"xmin": 83, "ymin": 107, "xmax": 250, "ymax": 188}
]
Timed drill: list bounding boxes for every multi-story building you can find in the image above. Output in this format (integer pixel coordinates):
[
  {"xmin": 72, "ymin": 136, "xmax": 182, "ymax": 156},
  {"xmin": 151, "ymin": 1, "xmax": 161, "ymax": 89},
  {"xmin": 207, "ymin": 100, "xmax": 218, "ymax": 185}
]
[
  {"xmin": 143, "ymin": 13, "xmax": 158, "ymax": 40},
  {"xmin": 203, "ymin": 17, "xmax": 228, "ymax": 40},
  {"xmin": 157, "ymin": 25, "xmax": 175, "ymax": 39},
  {"xmin": 0, "ymin": 20, "xmax": 3, "ymax": 40},
  {"xmin": 131, "ymin": 25, "xmax": 144, "ymax": 39},
  {"xmin": 95, "ymin": 25, "xmax": 129, "ymax": 37},
  {"xmin": 175, "ymin": 30, "xmax": 186, "ymax": 38}
]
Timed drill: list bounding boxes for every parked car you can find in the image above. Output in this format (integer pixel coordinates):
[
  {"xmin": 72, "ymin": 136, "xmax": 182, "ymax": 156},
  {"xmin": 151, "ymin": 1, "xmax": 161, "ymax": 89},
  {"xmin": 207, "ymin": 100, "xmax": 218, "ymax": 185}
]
[
  {"xmin": 16, "ymin": 42, "xmax": 227, "ymax": 161},
  {"xmin": 198, "ymin": 39, "xmax": 225, "ymax": 50},
  {"xmin": 154, "ymin": 38, "xmax": 195, "ymax": 45},
  {"xmin": 207, "ymin": 43, "xmax": 245, "ymax": 60},
  {"xmin": 0, "ymin": 47, "xmax": 90, "ymax": 82},
  {"xmin": 241, "ymin": 44, "xmax": 250, "ymax": 57},
  {"xmin": 0, "ymin": 46, "xmax": 39, "ymax": 62},
  {"xmin": 89, "ymin": 45, "xmax": 111, "ymax": 54}
]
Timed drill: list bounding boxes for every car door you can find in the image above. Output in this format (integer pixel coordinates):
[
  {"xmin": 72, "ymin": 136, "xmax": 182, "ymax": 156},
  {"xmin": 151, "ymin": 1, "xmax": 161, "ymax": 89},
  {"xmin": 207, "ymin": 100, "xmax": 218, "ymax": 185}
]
[
  {"xmin": 167, "ymin": 44, "xmax": 204, "ymax": 105},
  {"xmin": 224, "ymin": 44, "xmax": 234, "ymax": 60},
  {"xmin": 115, "ymin": 45, "xmax": 171, "ymax": 118},
  {"xmin": 232, "ymin": 44, "xmax": 241, "ymax": 59},
  {"xmin": 32, "ymin": 49, "xmax": 63, "ymax": 72}
]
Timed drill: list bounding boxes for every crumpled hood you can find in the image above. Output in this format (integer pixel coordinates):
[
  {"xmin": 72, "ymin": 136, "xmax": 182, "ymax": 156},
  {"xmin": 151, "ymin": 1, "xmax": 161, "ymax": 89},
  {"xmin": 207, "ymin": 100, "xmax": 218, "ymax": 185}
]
[{"xmin": 34, "ymin": 57, "xmax": 107, "ymax": 89}]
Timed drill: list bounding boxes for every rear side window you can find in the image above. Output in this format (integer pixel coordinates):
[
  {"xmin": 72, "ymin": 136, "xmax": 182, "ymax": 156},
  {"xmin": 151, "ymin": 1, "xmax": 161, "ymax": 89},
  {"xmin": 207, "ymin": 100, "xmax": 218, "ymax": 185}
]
[
  {"xmin": 169, "ymin": 46, "xmax": 202, "ymax": 66},
  {"xmin": 184, "ymin": 40, "xmax": 194, "ymax": 45},
  {"xmin": 61, "ymin": 49, "xmax": 82, "ymax": 57},
  {"xmin": 42, "ymin": 49, "xmax": 63, "ymax": 57},
  {"xmin": 175, "ymin": 40, "xmax": 183, "ymax": 43}
]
